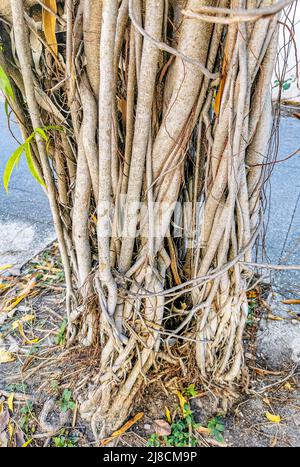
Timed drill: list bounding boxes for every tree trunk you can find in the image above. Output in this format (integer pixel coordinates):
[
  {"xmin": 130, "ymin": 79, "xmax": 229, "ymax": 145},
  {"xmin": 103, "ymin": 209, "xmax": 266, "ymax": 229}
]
[{"xmin": 0, "ymin": 0, "xmax": 286, "ymax": 438}]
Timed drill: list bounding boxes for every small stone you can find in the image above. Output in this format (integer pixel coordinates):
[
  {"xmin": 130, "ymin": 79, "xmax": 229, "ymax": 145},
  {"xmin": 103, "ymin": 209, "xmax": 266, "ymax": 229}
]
[
  {"xmin": 144, "ymin": 424, "xmax": 151, "ymax": 430},
  {"xmin": 291, "ymin": 319, "xmax": 298, "ymax": 325},
  {"xmin": 17, "ymin": 305, "xmax": 31, "ymax": 313},
  {"xmin": 293, "ymin": 414, "xmax": 300, "ymax": 426},
  {"xmin": 245, "ymin": 352, "xmax": 255, "ymax": 360}
]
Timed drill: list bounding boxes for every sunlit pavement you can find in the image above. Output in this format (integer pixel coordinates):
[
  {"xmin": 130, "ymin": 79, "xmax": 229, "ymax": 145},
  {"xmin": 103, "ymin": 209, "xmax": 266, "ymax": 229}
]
[{"xmin": 0, "ymin": 103, "xmax": 55, "ymax": 274}]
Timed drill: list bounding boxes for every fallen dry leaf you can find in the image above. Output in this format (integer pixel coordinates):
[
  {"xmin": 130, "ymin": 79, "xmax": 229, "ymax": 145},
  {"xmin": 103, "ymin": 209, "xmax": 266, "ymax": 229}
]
[
  {"xmin": 284, "ymin": 382, "xmax": 293, "ymax": 391},
  {"xmin": 265, "ymin": 411, "xmax": 281, "ymax": 423},
  {"xmin": 281, "ymin": 299, "xmax": 300, "ymax": 305},
  {"xmin": 165, "ymin": 406, "xmax": 172, "ymax": 424},
  {"xmin": 101, "ymin": 412, "xmax": 144, "ymax": 446},
  {"xmin": 3, "ymin": 279, "xmax": 36, "ymax": 313},
  {"xmin": 267, "ymin": 313, "xmax": 283, "ymax": 321},
  {"xmin": 7, "ymin": 393, "xmax": 14, "ymax": 412},
  {"xmin": 8, "ymin": 421, "xmax": 14, "ymax": 441},
  {"xmin": 0, "ymin": 264, "xmax": 13, "ymax": 272},
  {"xmin": 154, "ymin": 419, "xmax": 171, "ymax": 437},
  {"xmin": 0, "ymin": 405, "xmax": 9, "ymax": 432},
  {"xmin": 175, "ymin": 390, "xmax": 187, "ymax": 414},
  {"xmin": 196, "ymin": 425, "xmax": 211, "ymax": 436},
  {"xmin": 12, "ymin": 320, "xmax": 39, "ymax": 345},
  {"xmin": 42, "ymin": 0, "xmax": 58, "ymax": 56},
  {"xmin": 22, "ymin": 438, "xmax": 33, "ymax": 448},
  {"xmin": 0, "ymin": 348, "xmax": 15, "ymax": 363}
]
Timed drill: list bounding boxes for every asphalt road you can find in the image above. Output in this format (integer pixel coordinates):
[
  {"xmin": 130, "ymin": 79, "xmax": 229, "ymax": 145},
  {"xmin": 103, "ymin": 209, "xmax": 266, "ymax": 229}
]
[
  {"xmin": 0, "ymin": 103, "xmax": 55, "ymax": 274},
  {"xmin": 0, "ymin": 106, "xmax": 299, "ymax": 291},
  {"xmin": 265, "ymin": 117, "xmax": 300, "ymax": 295}
]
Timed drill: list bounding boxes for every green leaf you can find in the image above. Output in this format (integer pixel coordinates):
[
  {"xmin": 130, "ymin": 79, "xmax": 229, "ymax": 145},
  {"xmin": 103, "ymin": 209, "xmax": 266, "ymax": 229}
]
[
  {"xmin": 62, "ymin": 389, "xmax": 71, "ymax": 402},
  {"xmin": 3, "ymin": 144, "xmax": 25, "ymax": 192},
  {"xmin": 34, "ymin": 127, "xmax": 48, "ymax": 141},
  {"xmin": 282, "ymin": 82, "xmax": 291, "ymax": 91},
  {"xmin": 0, "ymin": 66, "xmax": 14, "ymax": 100},
  {"xmin": 214, "ymin": 431, "xmax": 224, "ymax": 443},
  {"xmin": 216, "ymin": 423, "xmax": 225, "ymax": 432},
  {"xmin": 43, "ymin": 125, "xmax": 64, "ymax": 132},
  {"xmin": 24, "ymin": 142, "xmax": 46, "ymax": 189}
]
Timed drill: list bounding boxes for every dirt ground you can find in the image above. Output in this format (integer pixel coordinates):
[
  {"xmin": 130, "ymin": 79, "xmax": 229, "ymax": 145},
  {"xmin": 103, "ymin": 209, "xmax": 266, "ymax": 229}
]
[{"xmin": 0, "ymin": 243, "xmax": 299, "ymax": 447}]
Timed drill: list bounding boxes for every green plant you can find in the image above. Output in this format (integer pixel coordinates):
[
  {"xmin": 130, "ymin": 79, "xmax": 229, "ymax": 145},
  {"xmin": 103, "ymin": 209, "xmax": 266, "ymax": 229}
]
[
  {"xmin": 53, "ymin": 430, "xmax": 78, "ymax": 447},
  {"xmin": 273, "ymin": 75, "xmax": 296, "ymax": 91},
  {"xmin": 147, "ymin": 386, "xmax": 200, "ymax": 447},
  {"xmin": 60, "ymin": 389, "xmax": 75, "ymax": 413},
  {"xmin": 5, "ymin": 383, "xmax": 28, "ymax": 392},
  {"xmin": 0, "ymin": 65, "xmax": 14, "ymax": 100},
  {"xmin": 247, "ymin": 296, "xmax": 258, "ymax": 326},
  {"xmin": 183, "ymin": 383, "xmax": 198, "ymax": 398},
  {"xmin": 55, "ymin": 319, "xmax": 68, "ymax": 346},
  {"xmin": 3, "ymin": 125, "xmax": 63, "ymax": 192},
  {"xmin": 19, "ymin": 401, "xmax": 35, "ymax": 434},
  {"xmin": 147, "ymin": 434, "xmax": 161, "ymax": 447},
  {"xmin": 165, "ymin": 419, "xmax": 198, "ymax": 447},
  {"xmin": 207, "ymin": 416, "xmax": 225, "ymax": 443}
]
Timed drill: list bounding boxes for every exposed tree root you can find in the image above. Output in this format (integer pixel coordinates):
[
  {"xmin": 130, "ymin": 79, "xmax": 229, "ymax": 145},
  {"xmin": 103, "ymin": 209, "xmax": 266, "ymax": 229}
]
[{"xmin": 0, "ymin": 0, "xmax": 290, "ymax": 439}]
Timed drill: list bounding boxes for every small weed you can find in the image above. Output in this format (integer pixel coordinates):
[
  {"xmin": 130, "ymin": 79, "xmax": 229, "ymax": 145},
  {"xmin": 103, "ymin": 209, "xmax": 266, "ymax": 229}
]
[
  {"xmin": 164, "ymin": 419, "xmax": 198, "ymax": 447},
  {"xmin": 183, "ymin": 383, "xmax": 198, "ymax": 398},
  {"xmin": 5, "ymin": 383, "xmax": 28, "ymax": 393},
  {"xmin": 207, "ymin": 416, "xmax": 225, "ymax": 443},
  {"xmin": 247, "ymin": 293, "xmax": 258, "ymax": 326},
  {"xmin": 147, "ymin": 386, "xmax": 199, "ymax": 447},
  {"xmin": 147, "ymin": 434, "xmax": 161, "ymax": 447},
  {"xmin": 19, "ymin": 401, "xmax": 35, "ymax": 434},
  {"xmin": 60, "ymin": 389, "xmax": 75, "ymax": 413},
  {"xmin": 55, "ymin": 319, "xmax": 67, "ymax": 346},
  {"xmin": 147, "ymin": 385, "xmax": 226, "ymax": 447},
  {"xmin": 53, "ymin": 430, "xmax": 78, "ymax": 447}
]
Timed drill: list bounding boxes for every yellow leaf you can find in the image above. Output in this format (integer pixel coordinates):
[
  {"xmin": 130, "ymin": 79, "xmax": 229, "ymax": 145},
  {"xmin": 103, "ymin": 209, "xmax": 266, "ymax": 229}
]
[
  {"xmin": 165, "ymin": 406, "xmax": 172, "ymax": 424},
  {"xmin": 175, "ymin": 390, "xmax": 187, "ymax": 414},
  {"xmin": 0, "ymin": 349, "xmax": 15, "ymax": 363},
  {"xmin": 22, "ymin": 438, "xmax": 33, "ymax": 448},
  {"xmin": 3, "ymin": 278, "xmax": 36, "ymax": 312},
  {"xmin": 265, "ymin": 411, "xmax": 281, "ymax": 423},
  {"xmin": 12, "ymin": 321, "xmax": 39, "ymax": 345},
  {"xmin": 214, "ymin": 35, "xmax": 229, "ymax": 117},
  {"xmin": 3, "ymin": 294, "xmax": 27, "ymax": 313},
  {"xmin": 284, "ymin": 382, "xmax": 293, "ymax": 391},
  {"xmin": 42, "ymin": 0, "xmax": 58, "ymax": 57},
  {"xmin": 8, "ymin": 421, "xmax": 14, "ymax": 440},
  {"xmin": 7, "ymin": 393, "xmax": 14, "ymax": 412},
  {"xmin": 101, "ymin": 412, "xmax": 144, "ymax": 446},
  {"xmin": 20, "ymin": 314, "xmax": 35, "ymax": 323},
  {"xmin": 0, "ymin": 264, "xmax": 12, "ymax": 272},
  {"xmin": 267, "ymin": 313, "xmax": 283, "ymax": 321}
]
